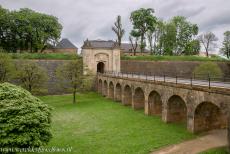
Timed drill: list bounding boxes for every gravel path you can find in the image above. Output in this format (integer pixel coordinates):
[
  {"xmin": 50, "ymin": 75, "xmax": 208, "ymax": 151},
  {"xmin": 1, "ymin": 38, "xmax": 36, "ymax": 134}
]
[{"xmin": 151, "ymin": 129, "xmax": 227, "ymax": 154}]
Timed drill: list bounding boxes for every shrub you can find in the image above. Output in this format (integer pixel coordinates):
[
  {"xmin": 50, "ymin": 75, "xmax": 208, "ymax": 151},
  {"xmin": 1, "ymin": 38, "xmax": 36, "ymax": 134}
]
[
  {"xmin": 15, "ymin": 61, "xmax": 48, "ymax": 94},
  {"xmin": 0, "ymin": 83, "xmax": 52, "ymax": 153},
  {"xmin": 0, "ymin": 52, "xmax": 15, "ymax": 83},
  {"xmin": 193, "ymin": 62, "xmax": 223, "ymax": 80}
]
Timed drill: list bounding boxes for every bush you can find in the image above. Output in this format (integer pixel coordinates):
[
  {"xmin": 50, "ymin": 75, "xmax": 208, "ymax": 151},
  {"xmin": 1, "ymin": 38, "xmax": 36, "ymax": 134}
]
[
  {"xmin": 0, "ymin": 83, "xmax": 52, "ymax": 153},
  {"xmin": 0, "ymin": 52, "xmax": 15, "ymax": 83},
  {"xmin": 193, "ymin": 62, "xmax": 223, "ymax": 80}
]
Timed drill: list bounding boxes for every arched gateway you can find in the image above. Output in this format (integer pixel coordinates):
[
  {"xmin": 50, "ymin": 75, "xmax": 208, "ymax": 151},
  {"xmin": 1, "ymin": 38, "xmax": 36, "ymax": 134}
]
[{"xmin": 82, "ymin": 40, "xmax": 120, "ymax": 75}]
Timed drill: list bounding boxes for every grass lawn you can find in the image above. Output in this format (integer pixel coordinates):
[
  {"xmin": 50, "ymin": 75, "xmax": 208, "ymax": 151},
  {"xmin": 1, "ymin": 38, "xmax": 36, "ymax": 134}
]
[
  {"xmin": 33, "ymin": 92, "xmax": 195, "ymax": 154},
  {"xmin": 122, "ymin": 55, "xmax": 228, "ymax": 62},
  {"xmin": 199, "ymin": 147, "xmax": 229, "ymax": 154},
  {"xmin": 8, "ymin": 53, "xmax": 79, "ymax": 60}
]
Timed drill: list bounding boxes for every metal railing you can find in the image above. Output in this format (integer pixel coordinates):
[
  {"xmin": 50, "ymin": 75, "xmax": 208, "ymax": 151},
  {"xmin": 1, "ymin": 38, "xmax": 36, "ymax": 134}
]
[{"xmin": 98, "ymin": 71, "xmax": 230, "ymax": 89}]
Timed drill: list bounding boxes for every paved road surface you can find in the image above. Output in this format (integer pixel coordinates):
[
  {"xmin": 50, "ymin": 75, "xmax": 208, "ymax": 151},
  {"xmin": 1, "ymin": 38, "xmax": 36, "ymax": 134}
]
[{"xmin": 105, "ymin": 73, "xmax": 230, "ymax": 89}]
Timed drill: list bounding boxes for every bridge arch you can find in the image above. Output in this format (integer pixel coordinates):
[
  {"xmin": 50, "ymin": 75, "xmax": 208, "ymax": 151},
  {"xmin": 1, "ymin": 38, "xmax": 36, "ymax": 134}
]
[
  {"xmin": 103, "ymin": 80, "xmax": 108, "ymax": 97},
  {"xmin": 133, "ymin": 87, "xmax": 145, "ymax": 110},
  {"xmin": 167, "ymin": 95, "xmax": 187, "ymax": 124},
  {"xmin": 98, "ymin": 79, "xmax": 102, "ymax": 94},
  {"xmin": 115, "ymin": 83, "xmax": 122, "ymax": 102},
  {"xmin": 148, "ymin": 90, "xmax": 162, "ymax": 116},
  {"xmin": 123, "ymin": 85, "xmax": 132, "ymax": 105},
  {"xmin": 194, "ymin": 102, "xmax": 227, "ymax": 133},
  {"xmin": 108, "ymin": 81, "xmax": 114, "ymax": 99}
]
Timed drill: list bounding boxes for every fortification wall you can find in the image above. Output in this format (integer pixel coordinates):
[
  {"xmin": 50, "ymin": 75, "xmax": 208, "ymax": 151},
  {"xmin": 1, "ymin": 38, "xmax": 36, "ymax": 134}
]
[{"xmin": 121, "ymin": 60, "xmax": 230, "ymax": 77}]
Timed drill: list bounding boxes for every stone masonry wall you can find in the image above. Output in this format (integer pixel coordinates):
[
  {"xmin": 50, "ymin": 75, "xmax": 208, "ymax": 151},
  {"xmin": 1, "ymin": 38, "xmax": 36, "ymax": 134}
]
[
  {"xmin": 14, "ymin": 60, "xmax": 72, "ymax": 95},
  {"xmin": 121, "ymin": 60, "xmax": 230, "ymax": 77}
]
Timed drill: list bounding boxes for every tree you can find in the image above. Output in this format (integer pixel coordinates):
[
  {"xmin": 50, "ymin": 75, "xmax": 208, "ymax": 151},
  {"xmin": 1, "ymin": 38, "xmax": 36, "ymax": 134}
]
[
  {"xmin": 198, "ymin": 32, "xmax": 218, "ymax": 57},
  {"xmin": 171, "ymin": 16, "xmax": 199, "ymax": 55},
  {"xmin": 185, "ymin": 40, "xmax": 200, "ymax": 55},
  {"xmin": 15, "ymin": 61, "xmax": 48, "ymax": 94},
  {"xmin": 112, "ymin": 15, "xmax": 125, "ymax": 47},
  {"xmin": 153, "ymin": 19, "xmax": 164, "ymax": 55},
  {"xmin": 130, "ymin": 8, "xmax": 157, "ymax": 53},
  {"xmin": 56, "ymin": 60, "xmax": 93, "ymax": 103},
  {"xmin": 129, "ymin": 30, "xmax": 140, "ymax": 55},
  {"xmin": 147, "ymin": 29, "xmax": 154, "ymax": 54},
  {"xmin": 221, "ymin": 31, "xmax": 230, "ymax": 59},
  {"xmin": 0, "ymin": 52, "xmax": 15, "ymax": 83},
  {"xmin": 161, "ymin": 22, "xmax": 177, "ymax": 55},
  {"xmin": 0, "ymin": 6, "xmax": 62, "ymax": 53},
  {"xmin": 0, "ymin": 83, "xmax": 52, "ymax": 152}
]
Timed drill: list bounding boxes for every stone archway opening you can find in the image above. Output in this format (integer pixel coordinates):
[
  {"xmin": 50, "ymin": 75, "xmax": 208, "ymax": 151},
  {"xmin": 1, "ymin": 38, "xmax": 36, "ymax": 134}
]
[
  {"xmin": 148, "ymin": 91, "xmax": 162, "ymax": 116},
  {"xmin": 194, "ymin": 102, "xmax": 227, "ymax": 133},
  {"xmin": 98, "ymin": 79, "xmax": 102, "ymax": 94},
  {"xmin": 133, "ymin": 87, "xmax": 145, "ymax": 110},
  {"xmin": 108, "ymin": 82, "xmax": 114, "ymax": 99},
  {"xmin": 123, "ymin": 85, "xmax": 132, "ymax": 105},
  {"xmin": 167, "ymin": 95, "xmax": 187, "ymax": 124},
  {"xmin": 115, "ymin": 83, "xmax": 122, "ymax": 102},
  {"xmin": 103, "ymin": 80, "xmax": 108, "ymax": 97},
  {"xmin": 97, "ymin": 62, "xmax": 105, "ymax": 73}
]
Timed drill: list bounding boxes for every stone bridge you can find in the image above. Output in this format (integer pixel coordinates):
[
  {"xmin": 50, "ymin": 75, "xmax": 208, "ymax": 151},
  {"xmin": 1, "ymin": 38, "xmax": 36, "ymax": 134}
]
[{"xmin": 97, "ymin": 73, "xmax": 230, "ymax": 133}]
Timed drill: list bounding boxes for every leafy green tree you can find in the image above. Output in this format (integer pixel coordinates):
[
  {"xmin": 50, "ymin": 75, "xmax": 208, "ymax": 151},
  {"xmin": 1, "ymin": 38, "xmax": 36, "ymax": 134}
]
[
  {"xmin": 0, "ymin": 6, "xmax": 62, "ymax": 53},
  {"xmin": 112, "ymin": 15, "xmax": 125, "ymax": 47},
  {"xmin": 153, "ymin": 19, "xmax": 164, "ymax": 55},
  {"xmin": 0, "ymin": 83, "xmax": 52, "ymax": 152},
  {"xmin": 161, "ymin": 22, "xmax": 176, "ymax": 55},
  {"xmin": 171, "ymin": 16, "xmax": 199, "ymax": 55},
  {"xmin": 198, "ymin": 32, "xmax": 218, "ymax": 57},
  {"xmin": 129, "ymin": 30, "xmax": 141, "ymax": 55},
  {"xmin": 185, "ymin": 40, "xmax": 200, "ymax": 55},
  {"xmin": 147, "ymin": 29, "xmax": 154, "ymax": 54},
  {"xmin": 221, "ymin": 31, "xmax": 230, "ymax": 59},
  {"xmin": 130, "ymin": 8, "xmax": 157, "ymax": 53},
  {"xmin": 0, "ymin": 52, "xmax": 15, "ymax": 83},
  {"xmin": 15, "ymin": 61, "xmax": 48, "ymax": 94},
  {"xmin": 56, "ymin": 60, "xmax": 93, "ymax": 103}
]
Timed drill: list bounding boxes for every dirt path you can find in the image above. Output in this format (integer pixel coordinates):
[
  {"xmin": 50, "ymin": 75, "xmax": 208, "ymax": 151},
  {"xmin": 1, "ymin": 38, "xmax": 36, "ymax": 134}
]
[{"xmin": 151, "ymin": 129, "xmax": 227, "ymax": 154}]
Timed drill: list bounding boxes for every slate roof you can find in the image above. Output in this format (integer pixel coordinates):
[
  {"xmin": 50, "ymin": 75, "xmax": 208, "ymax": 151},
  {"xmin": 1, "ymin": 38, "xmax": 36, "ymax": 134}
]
[
  {"xmin": 55, "ymin": 38, "xmax": 77, "ymax": 49},
  {"xmin": 82, "ymin": 39, "xmax": 150, "ymax": 52}
]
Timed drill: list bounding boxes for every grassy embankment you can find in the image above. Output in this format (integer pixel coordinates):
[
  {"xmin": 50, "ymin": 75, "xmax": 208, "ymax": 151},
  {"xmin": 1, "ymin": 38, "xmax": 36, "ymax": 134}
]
[
  {"xmin": 122, "ymin": 55, "xmax": 228, "ymax": 62},
  {"xmin": 8, "ymin": 53, "xmax": 79, "ymax": 60}
]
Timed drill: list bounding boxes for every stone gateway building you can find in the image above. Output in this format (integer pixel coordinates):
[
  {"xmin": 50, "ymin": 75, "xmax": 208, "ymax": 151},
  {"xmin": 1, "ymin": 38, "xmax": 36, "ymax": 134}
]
[{"xmin": 82, "ymin": 40, "xmax": 121, "ymax": 74}]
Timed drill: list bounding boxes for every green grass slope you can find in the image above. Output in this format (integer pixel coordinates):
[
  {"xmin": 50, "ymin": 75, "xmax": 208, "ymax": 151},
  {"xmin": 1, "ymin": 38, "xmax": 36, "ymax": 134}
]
[{"xmin": 29, "ymin": 92, "xmax": 196, "ymax": 154}]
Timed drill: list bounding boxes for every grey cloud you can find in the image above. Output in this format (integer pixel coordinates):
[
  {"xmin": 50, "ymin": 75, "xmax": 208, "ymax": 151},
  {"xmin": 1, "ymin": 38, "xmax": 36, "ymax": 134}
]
[{"xmin": 0, "ymin": 0, "xmax": 229, "ymax": 49}]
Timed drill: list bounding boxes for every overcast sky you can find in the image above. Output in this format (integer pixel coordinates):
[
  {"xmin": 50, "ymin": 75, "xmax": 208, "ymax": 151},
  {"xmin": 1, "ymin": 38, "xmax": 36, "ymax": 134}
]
[{"xmin": 1, "ymin": 0, "xmax": 230, "ymax": 51}]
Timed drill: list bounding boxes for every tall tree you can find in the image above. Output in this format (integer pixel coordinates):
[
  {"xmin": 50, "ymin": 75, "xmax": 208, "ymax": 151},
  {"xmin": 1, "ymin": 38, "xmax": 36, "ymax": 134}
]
[
  {"xmin": 130, "ymin": 8, "xmax": 157, "ymax": 53},
  {"xmin": 161, "ymin": 22, "xmax": 177, "ymax": 55},
  {"xmin": 221, "ymin": 31, "xmax": 230, "ymax": 59},
  {"xmin": 129, "ymin": 30, "xmax": 140, "ymax": 56},
  {"xmin": 198, "ymin": 32, "xmax": 218, "ymax": 57},
  {"xmin": 167, "ymin": 16, "xmax": 199, "ymax": 55},
  {"xmin": 153, "ymin": 20, "xmax": 164, "ymax": 55},
  {"xmin": 112, "ymin": 15, "xmax": 125, "ymax": 47},
  {"xmin": 147, "ymin": 29, "xmax": 154, "ymax": 54}
]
